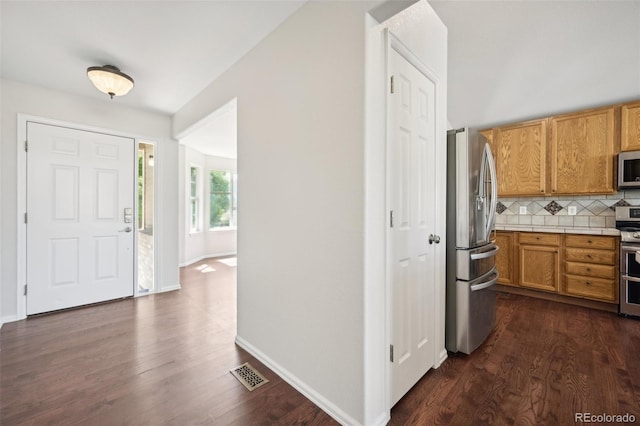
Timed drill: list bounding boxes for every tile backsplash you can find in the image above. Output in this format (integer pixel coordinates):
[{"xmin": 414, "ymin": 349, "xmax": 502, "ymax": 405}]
[{"xmin": 495, "ymin": 190, "xmax": 640, "ymax": 229}]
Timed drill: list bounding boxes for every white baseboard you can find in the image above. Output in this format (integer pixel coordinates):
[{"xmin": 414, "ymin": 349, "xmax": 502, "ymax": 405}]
[
  {"xmin": 179, "ymin": 252, "xmax": 237, "ymax": 267},
  {"xmin": 1, "ymin": 315, "xmax": 19, "ymax": 325},
  {"xmin": 159, "ymin": 284, "xmax": 181, "ymax": 293},
  {"xmin": 435, "ymin": 348, "xmax": 448, "ymax": 368},
  {"xmin": 367, "ymin": 411, "xmax": 391, "ymax": 426},
  {"xmin": 235, "ymin": 335, "xmax": 362, "ymax": 426}
]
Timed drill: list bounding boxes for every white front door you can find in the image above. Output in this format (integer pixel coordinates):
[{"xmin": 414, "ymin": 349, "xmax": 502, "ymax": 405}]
[
  {"xmin": 389, "ymin": 47, "xmax": 438, "ymax": 405},
  {"xmin": 26, "ymin": 122, "xmax": 135, "ymax": 315}
]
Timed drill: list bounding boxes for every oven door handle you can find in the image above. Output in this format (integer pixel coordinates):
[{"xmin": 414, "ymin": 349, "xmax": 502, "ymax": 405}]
[{"xmin": 621, "ymin": 275, "xmax": 640, "ymax": 283}]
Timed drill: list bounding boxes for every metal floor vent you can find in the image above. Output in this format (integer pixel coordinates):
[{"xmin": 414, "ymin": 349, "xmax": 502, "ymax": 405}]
[{"xmin": 230, "ymin": 362, "xmax": 269, "ymax": 391}]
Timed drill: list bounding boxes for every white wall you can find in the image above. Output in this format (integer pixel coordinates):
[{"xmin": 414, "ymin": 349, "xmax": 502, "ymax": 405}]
[
  {"xmin": 179, "ymin": 146, "xmax": 237, "ymax": 266},
  {"xmin": 1, "ymin": 79, "xmax": 180, "ymax": 322},
  {"xmin": 430, "ymin": 0, "xmax": 640, "ymax": 129},
  {"xmin": 174, "ymin": 1, "xmax": 374, "ymax": 423},
  {"xmin": 173, "ymin": 1, "xmax": 442, "ymax": 424}
]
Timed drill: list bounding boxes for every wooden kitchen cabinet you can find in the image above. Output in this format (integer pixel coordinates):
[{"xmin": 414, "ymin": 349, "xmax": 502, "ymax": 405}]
[
  {"xmin": 493, "ymin": 119, "xmax": 547, "ymax": 196},
  {"xmin": 621, "ymin": 100, "xmax": 640, "ymax": 152},
  {"xmin": 497, "ymin": 231, "xmax": 620, "ymax": 310},
  {"xmin": 495, "ymin": 231, "xmax": 516, "ymax": 286},
  {"xmin": 550, "ymin": 106, "xmax": 618, "ymax": 194},
  {"xmin": 519, "ymin": 233, "xmax": 560, "ymax": 293},
  {"xmin": 564, "ymin": 234, "xmax": 618, "ymax": 303}
]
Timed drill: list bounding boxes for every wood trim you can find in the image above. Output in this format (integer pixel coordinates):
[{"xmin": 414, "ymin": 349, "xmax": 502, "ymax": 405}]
[{"xmin": 495, "ymin": 284, "xmax": 618, "ymax": 313}]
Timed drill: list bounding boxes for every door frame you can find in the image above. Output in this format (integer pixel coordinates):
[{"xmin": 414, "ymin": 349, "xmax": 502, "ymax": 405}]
[
  {"xmin": 16, "ymin": 114, "xmax": 159, "ymax": 320},
  {"xmin": 383, "ymin": 31, "xmax": 448, "ymax": 409}
]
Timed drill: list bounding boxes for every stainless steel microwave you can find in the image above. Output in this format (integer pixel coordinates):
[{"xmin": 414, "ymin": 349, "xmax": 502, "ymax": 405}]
[{"xmin": 618, "ymin": 151, "xmax": 640, "ymax": 189}]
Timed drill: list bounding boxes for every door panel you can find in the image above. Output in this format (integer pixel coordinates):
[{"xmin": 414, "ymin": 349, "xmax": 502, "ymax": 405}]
[
  {"xmin": 390, "ymin": 47, "xmax": 437, "ymax": 405},
  {"xmin": 27, "ymin": 122, "xmax": 135, "ymax": 315}
]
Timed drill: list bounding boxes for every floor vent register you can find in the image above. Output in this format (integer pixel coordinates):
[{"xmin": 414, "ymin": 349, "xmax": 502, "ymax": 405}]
[{"xmin": 230, "ymin": 362, "xmax": 269, "ymax": 391}]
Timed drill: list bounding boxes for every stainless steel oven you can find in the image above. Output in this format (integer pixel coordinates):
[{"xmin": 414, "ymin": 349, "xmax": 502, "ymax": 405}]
[
  {"xmin": 620, "ymin": 243, "xmax": 640, "ymax": 316},
  {"xmin": 615, "ymin": 207, "xmax": 640, "ymax": 316}
]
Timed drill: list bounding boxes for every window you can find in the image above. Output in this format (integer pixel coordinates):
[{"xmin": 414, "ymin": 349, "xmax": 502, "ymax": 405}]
[
  {"xmin": 190, "ymin": 166, "xmax": 200, "ymax": 232},
  {"xmin": 210, "ymin": 170, "xmax": 237, "ymax": 228}
]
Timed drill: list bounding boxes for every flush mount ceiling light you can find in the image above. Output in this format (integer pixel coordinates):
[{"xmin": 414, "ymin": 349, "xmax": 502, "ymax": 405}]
[{"xmin": 86, "ymin": 65, "xmax": 134, "ymax": 99}]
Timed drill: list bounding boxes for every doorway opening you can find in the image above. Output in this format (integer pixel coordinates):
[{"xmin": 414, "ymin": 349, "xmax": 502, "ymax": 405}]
[{"xmin": 137, "ymin": 141, "xmax": 155, "ymax": 293}]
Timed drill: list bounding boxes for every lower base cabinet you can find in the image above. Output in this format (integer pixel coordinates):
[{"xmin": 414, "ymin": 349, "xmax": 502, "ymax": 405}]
[
  {"xmin": 495, "ymin": 231, "xmax": 516, "ymax": 286},
  {"xmin": 520, "ymin": 245, "xmax": 560, "ymax": 292},
  {"xmin": 494, "ymin": 231, "xmax": 618, "ymax": 304}
]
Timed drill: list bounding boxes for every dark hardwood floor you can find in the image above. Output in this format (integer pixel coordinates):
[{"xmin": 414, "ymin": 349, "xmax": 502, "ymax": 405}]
[
  {"xmin": 2, "ymin": 259, "xmax": 639, "ymax": 425},
  {"xmin": 390, "ymin": 292, "xmax": 640, "ymax": 425},
  {"xmin": 1, "ymin": 258, "xmax": 336, "ymax": 425}
]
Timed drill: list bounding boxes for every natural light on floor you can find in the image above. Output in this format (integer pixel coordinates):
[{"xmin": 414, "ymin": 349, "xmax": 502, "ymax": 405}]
[
  {"xmin": 218, "ymin": 257, "xmax": 237, "ymax": 267},
  {"xmin": 196, "ymin": 264, "xmax": 216, "ymax": 273}
]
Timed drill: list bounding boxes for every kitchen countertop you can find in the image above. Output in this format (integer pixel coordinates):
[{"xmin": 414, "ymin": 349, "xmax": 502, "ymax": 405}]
[{"xmin": 494, "ymin": 224, "xmax": 620, "ymax": 236}]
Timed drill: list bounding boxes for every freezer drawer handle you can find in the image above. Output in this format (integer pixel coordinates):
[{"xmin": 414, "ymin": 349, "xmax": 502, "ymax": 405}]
[
  {"xmin": 470, "ymin": 273, "xmax": 499, "ymax": 292},
  {"xmin": 470, "ymin": 246, "xmax": 499, "ymax": 260}
]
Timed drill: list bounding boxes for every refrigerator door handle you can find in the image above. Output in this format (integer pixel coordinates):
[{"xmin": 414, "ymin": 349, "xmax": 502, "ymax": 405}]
[
  {"xmin": 484, "ymin": 143, "xmax": 498, "ymax": 240},
  {"xmin": 470, "ymin": 246, "xmax": 499, "ymax": 260},
  {"xmin": 470, "ymin": 271, "xmax": 499, "ymax": 292}
]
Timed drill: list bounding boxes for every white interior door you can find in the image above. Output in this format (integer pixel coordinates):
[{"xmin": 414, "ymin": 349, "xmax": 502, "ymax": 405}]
[
  {"xmin": 26, "ymin": 122, "xmax": 135, "ymax": 315},
  {"xmin": 389, "ymin": 47, "xmax": 438, "ymax": 405}
]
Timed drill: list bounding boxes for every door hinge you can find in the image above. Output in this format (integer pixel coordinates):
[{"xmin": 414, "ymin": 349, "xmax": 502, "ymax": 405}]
[
  {"xmin": 24, "ymin": 212, "xmax": 27, "ymax": 224},
  {"xmin": 390, "ymin": 344, "xmax": 394, "ymax": 363},
  {"xmin": 390, "ymin": 75, "xmax": 395, "ymax": 94},
  {"xmin": 390, "ymin": 210, "xmax": 394, "ymax": 228},
  {"xmin": 25, "ymin": 140, "xmax": 28, "ymax": 152},
  {"xmin": 24, "ymin": 284, "xmax": 27, "ymax": 296}
]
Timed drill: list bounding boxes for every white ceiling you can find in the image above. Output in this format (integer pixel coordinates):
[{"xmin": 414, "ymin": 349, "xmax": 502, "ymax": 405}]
[
  {"xmin": 5, "ymin": 1, "xmax": 638, "ymax": 149},
  {"xmin": 430, "ymin": 1, "xmax": 640, "ymax": 129},
  {"xmin": 1, "ymin": 0, "xmax": 306, "ymax": 116},
  {"xmin": 181, "ymin": 98, "xmax": 237, "ymax": 159}
]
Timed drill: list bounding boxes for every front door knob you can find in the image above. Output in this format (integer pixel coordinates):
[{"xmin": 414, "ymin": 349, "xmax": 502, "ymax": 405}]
[{"xmin": 429, "ymin": 234, "xmax": 440, "ymax": 244}]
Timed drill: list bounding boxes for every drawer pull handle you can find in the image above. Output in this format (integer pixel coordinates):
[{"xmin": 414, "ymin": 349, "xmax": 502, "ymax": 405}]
[
  {"xmin": 586, "ymin": 281, "xmax": 592, "ymax": 286},
  {"xmin": 587, "ymin": 254, "xmax": 592, "ymax": 258},
  {"xmin": 586, "ymin": 268, "xmax": 592, "ymax": 272},
  {"xmin": 588, "ymin": 240, "xmax": 593, "ymax": 243},
  {"xmin": 536, "ymin": 237, "xmax": 540, "ymax": 240}
]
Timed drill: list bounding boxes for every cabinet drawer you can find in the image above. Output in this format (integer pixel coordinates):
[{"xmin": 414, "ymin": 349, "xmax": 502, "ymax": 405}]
[
  {"xmin": 565, "ymin": 262, "xmax": 616, "ymax": 279},
  {"xmin": 519, "ymin": 233, "xmax": 561, "ymax": 246},
  {"xmin": 565, "ymin": 248, "xmax": 615, "ymax": 265},
  {"xmin": 565, "ymin": 275, "xmax": 617, "ymax": 302},
  {"xmin": 565, "ymin": 234, "xmax": 617, "ymax": 250}
]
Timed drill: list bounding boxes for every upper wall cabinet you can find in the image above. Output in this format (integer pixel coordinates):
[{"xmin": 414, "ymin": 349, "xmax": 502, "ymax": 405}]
[
  {"xmin": 493, "ymin": 120, "xmax": 547, "ymax": 196},
  {"xmin": 550, "ymin": 106, "xmax": 617, "ymax": 195},
  {"xmin": 621, "ymin": 100, "xmax": 640, "ymax": 152},
  {"xmin": 487, "ymin": 102, "xmax": 624, "ymax": 197}
]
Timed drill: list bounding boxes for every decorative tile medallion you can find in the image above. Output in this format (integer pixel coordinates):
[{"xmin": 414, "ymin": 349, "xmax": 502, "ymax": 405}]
[
  {"xmin": 611, "ymin": 199, "xmax": 631, "ymax": 210},
  {"xmin": 544, "ymin": 200, "xmax": 563, "ymax": 215},
  {"xmin": 496, "ymin": 201, "xmax": 507, "ymax": 214}
]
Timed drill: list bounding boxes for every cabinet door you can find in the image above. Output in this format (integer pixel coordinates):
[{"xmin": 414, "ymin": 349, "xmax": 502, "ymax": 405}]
[
  {"xmin": 519, "ymin": 245, "xmax": 560, "ymax": 292},
  {"xmin": 550, "ymin": 106, "xmax": 617, "ymax": 194},
  {"xmin": 495, "ymin": 231, "xmax": 515, "ymax": 286},
  {"xmin": 494, "ymin": 120, "xmax": 547, "ymax": 196},
  {"xmin": 621, "ymin": 101, "xmax": 640, "ymax": 152}
]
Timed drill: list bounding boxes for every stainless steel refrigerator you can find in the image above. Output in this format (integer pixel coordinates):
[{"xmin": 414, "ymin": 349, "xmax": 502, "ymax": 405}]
[{"xmin": 445, "ymin": 128, "xmax": 499, "ymax": 354}]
